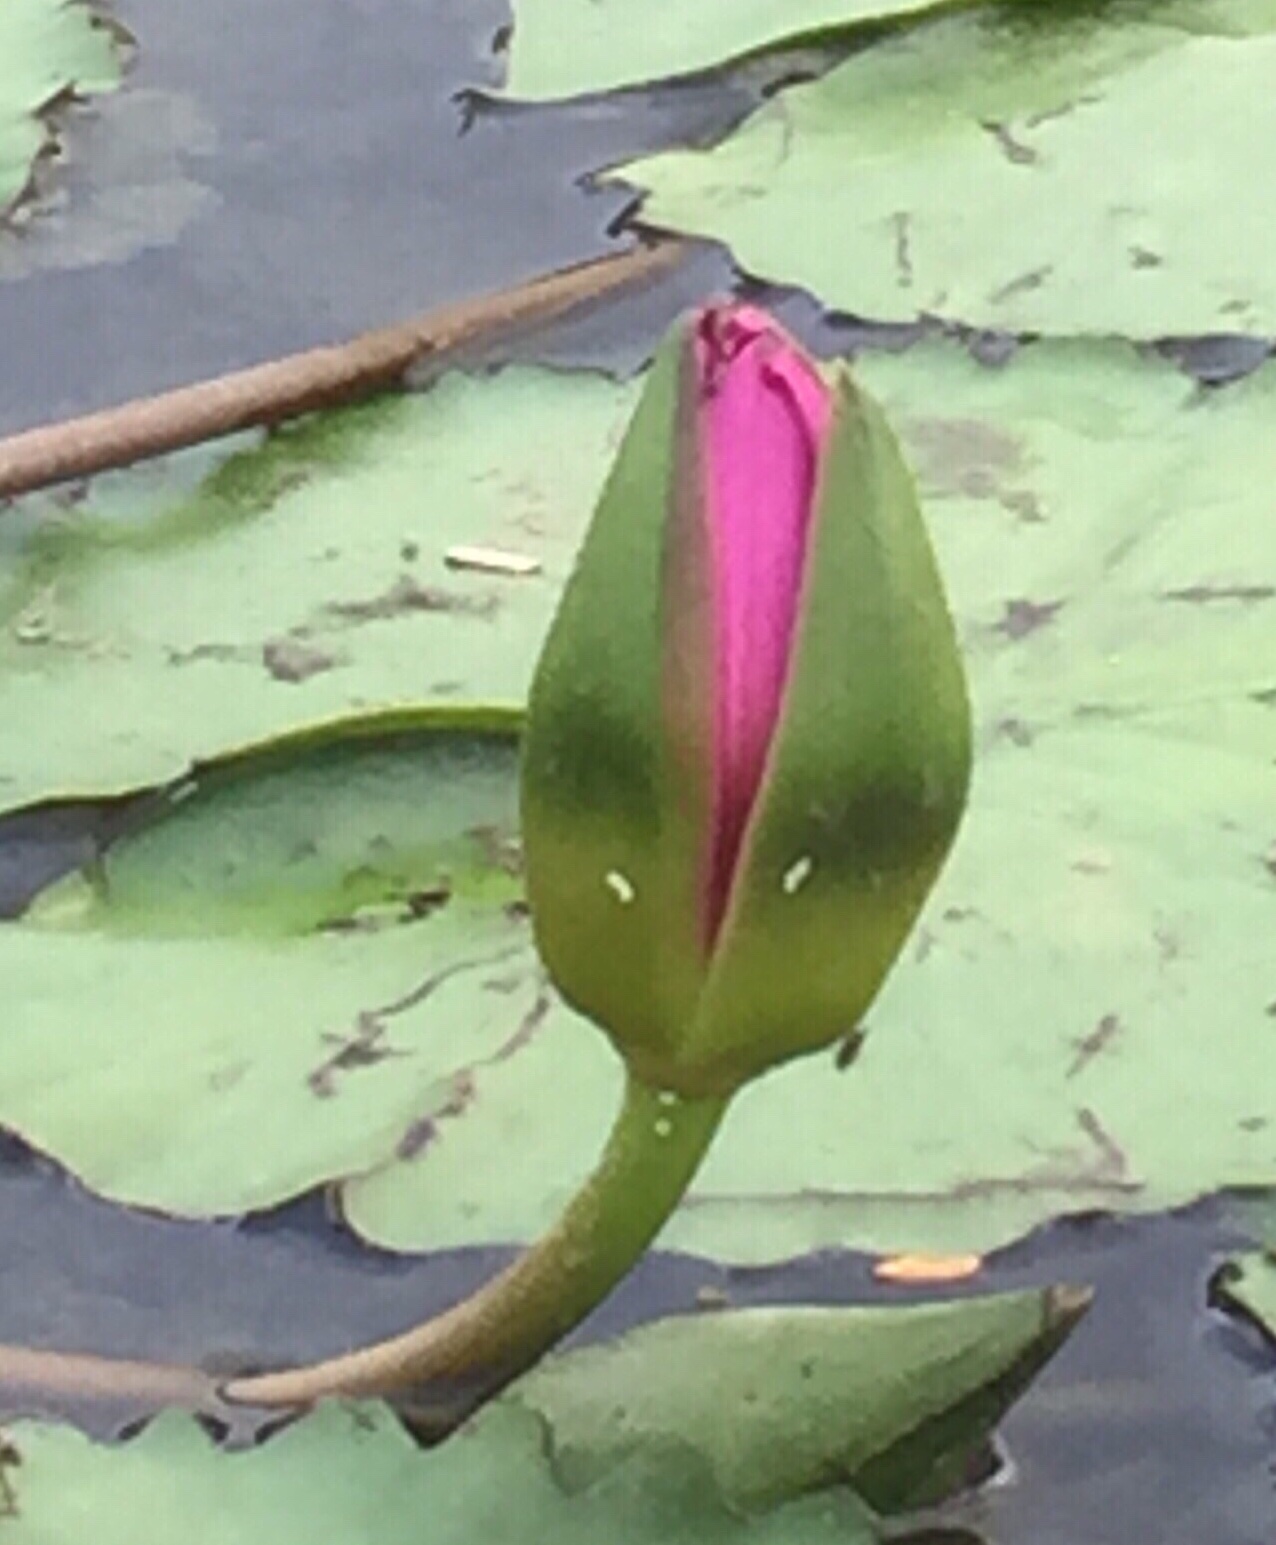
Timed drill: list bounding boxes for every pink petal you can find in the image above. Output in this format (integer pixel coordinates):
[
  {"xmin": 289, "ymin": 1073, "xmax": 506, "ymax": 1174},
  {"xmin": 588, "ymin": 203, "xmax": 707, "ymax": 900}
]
[{"xmin": 695, "ymin": 305, "xmax": 833, "ymax": 948}]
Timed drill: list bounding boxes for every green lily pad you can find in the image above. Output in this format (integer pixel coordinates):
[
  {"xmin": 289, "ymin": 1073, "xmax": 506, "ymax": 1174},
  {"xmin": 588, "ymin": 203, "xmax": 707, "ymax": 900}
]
[
  {"xmin": 1212, "ymin": 1252, "xmax": 1276, "ymax": 1347},
  {"xmin": 57, "ymin": 706, "xmax": 526, "ymax": 935},
  {"xmin": 1, "ymin": 1405, "xmax": 874, "ymax": 1545},
  {"xmin": 512, "ymin": 1290, "xmax": 1089, "ymax": 1515},
  {"xmin": 0, "ymin": 708, "xmax": 539, "ymax": 1214},
  {"xmin": 617, "ymin": 0, "xmax": 1276, "ymax": 338},
  {"xmin": 502, "ymin": 0, "xmax": 974, "ymax": 102},
  {"xmin": 0, "ymin": 0, "xmax": 121, "ymax": 216},
  {"xmin": 2, "ymin": 339, "xmax": 1274, "ymax": 1260},
  {"xmin": 0, "ymin": 371, "xmax": 634, "ymax": 812},
  {"xmin": 0, "ymin": 1290, "xmax": 1086, "ymax": 1539},
  {"xmin": 349, "ymin": 339, "xmax": 1276, "ymax": 1261}
]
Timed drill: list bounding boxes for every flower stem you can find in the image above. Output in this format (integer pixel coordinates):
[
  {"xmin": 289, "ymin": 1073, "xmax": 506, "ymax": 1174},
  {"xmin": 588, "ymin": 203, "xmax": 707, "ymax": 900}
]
[{"xmin": 222, "ymin": 1072, "xmax": 729, "ymax": 1411}]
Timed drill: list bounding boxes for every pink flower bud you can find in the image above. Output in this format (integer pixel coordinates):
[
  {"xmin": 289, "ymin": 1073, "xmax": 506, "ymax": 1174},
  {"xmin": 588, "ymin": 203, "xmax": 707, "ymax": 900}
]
[{"xmin": 522, "ymin": 302, "xmax": 971, "ymax": 1096}]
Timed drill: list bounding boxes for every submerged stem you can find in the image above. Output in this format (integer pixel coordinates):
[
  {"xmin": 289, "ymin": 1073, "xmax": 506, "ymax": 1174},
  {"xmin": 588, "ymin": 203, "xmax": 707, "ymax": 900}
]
[{"xmin": 223, "ymin": 1072, "xmax": 728, "ymax": 1411}]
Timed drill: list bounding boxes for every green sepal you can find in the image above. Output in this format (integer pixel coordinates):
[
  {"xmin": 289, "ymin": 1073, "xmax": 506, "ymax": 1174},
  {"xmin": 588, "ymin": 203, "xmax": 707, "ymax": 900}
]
[
  {"xmin": 519, "ymin": 327, "xmax": 707, "ymax": 1071},
  {"xmin": 522, "ymin": 341, "xmax": 971, "ymax": 1099}
]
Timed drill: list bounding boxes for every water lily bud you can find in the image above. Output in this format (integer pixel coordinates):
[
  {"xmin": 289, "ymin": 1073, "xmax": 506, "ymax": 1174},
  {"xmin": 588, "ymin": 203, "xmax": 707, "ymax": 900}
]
[{"xmin": 521, "ymin": 303, "xmax": 971, "ymax": 1097}]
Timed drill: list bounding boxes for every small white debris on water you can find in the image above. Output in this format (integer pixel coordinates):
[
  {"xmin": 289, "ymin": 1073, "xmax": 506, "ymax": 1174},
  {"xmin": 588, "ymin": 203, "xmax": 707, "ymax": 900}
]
[
  {"xmin": 782, "ymin": 855, "xmax": 814, "ymax": 895},
  {"xmin": 605, "ymin": 870, "xmax": 636, "ymax": 905},
  {"xmin": 657, "ymin": 1089, "xmax": 679, "ymax": 1107},
  {"xmin": 654, "ymin": 1117, "xmax": 673, "ymax": 1138},
  {"xmin": 444, "ymin": 545, "xmax": 542, "ymax": 577},
  {"xmin": 168, "ymin": 779, "xmax": 199, "ymax": 807}
]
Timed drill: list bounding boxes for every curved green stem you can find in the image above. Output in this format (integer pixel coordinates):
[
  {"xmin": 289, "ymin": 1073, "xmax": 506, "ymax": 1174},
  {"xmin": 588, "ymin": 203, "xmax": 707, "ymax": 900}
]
[{"xmin": 223, "ymin": 1071, "xmax": 729, "ymax": 1410}]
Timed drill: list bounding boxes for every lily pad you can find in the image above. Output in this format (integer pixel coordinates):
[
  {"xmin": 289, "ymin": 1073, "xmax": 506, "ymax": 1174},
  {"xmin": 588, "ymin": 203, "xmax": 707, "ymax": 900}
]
[
  {"xmin": 0, "ymin": 370, "xmax": 634, "ymax": 811},
  {"xmin": 617, "ymin": 0, "xmax": 1276, "ymax": 338},
  {"xmin": 2, "ymin": 1405, "xmax": 875, "ymax": 1545},
  {"xmin": 511, "ymin": 1291, "xmax": 1089, "ymax": 1515},
  {"xmin": 0, "ymin": 708, "xmax": 539, "ymax": 1215},
  {"xmin": 0, "ymin": 0, "xmax": 121, "ymax": 216},
  {"xmin": 348, "ymin": 340, "xmax": 1276, "ymax": 1260},
  {"xmin": 2, "ymin": 339, "xmax": 1274, "ymax": 1261},
  {"xmin": 502, "ymin": 0, "xmax": 974, "ymax": 102},
  {"xmin": 0, "ymin": 1291, "xmax": 1085, "ymax": 1539}
]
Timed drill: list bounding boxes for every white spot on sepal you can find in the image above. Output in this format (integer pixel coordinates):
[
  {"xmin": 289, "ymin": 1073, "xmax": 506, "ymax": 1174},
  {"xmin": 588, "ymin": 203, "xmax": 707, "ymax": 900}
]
[
  {"xmin": 605, "ymin": 870, "xmax": 636, "ymax": 905},
  {"xmin": 782, "ymin": 855, "xmax": 814, "ymax": 895}
]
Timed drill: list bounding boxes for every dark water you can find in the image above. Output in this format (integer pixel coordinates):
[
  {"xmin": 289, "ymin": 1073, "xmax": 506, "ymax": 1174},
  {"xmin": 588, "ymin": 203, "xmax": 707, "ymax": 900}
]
[
  {"xmin": 0, "ymin": 0, "xmax": 752, "ymax": 430},
  {"xmin": 1, "ymin": 2, "xmax": 1273, "ymax": 1541}
]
